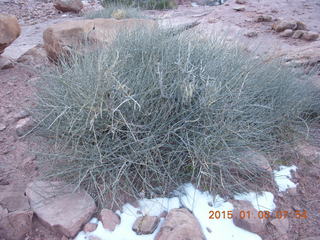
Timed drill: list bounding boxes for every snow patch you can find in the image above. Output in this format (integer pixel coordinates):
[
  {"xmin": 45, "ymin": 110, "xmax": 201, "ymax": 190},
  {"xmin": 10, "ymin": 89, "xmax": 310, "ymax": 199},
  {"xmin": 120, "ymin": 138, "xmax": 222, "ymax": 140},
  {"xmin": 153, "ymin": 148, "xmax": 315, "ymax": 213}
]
[
  {"xmin": 274, "ymin": 165, "xmax": 297, "ymax": 192},
  {"xmin": 234, "ymin": 191, "xmax": 276, "ymax": 211}
]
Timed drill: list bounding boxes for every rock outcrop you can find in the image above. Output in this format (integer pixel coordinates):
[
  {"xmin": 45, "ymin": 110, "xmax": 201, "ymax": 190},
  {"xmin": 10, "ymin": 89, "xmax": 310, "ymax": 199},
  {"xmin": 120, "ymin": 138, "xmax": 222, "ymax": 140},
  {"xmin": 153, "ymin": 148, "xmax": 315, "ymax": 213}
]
[{"xmin": 0, "ymin": 14, "xmax": 21, "ymax": 54}]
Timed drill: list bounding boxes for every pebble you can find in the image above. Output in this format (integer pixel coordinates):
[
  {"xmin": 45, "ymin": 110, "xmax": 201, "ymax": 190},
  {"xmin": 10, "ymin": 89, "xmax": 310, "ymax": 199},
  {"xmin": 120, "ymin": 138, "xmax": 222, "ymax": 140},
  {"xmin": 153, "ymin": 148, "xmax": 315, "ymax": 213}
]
[{"xmin": 0, "ymin": 123, "xmax": 6, "ymax": 131}]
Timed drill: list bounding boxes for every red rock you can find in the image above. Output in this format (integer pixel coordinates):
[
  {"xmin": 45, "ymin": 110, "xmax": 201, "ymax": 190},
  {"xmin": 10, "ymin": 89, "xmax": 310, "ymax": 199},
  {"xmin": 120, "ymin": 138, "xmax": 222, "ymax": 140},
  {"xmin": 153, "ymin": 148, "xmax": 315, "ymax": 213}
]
[
  {"xmin": 53, "ymin": 0, "xmax": 83, "ymax": 13},
  {"xmin": 155, "ymin": 208, "xmax": 205, "ymax": 240},
  {"xmin": 26, "ymin": 181, "xmax": 96, "ymax": 237},
  {"xmin": 280, "ymin": 29, "xmax": 294, "ymax": 37},
  {"xmin": 302, "ymin": 31, "xmax": 319, "ymax": 41},
  {"xmin": 231, "ymin": 200, "xmax": 266, "ymax": 235},
  {"xmin": 132, "ymin": 216, "xmax": 160, "ymax": 235},
  {"xmin": 0, "ymin": 14, "xmax": 21, "ymax": 54},
  {"xmin": 0, "ymin": 206, "xmax": 33, "ymax": 240},
  {"xmin": 83, "ymin": 222, "xmax": 98, "ymax": 233},
  {"xmin": 100, "ymin": 209, "xmax": 120, "ymax": 231},
  {"xmin": 43, "ymin": 18, "xmax": 157, "ymax": 61},
  {"xmin": 272, "ymin": 20, "xmax": 297, "ymax": 32}
]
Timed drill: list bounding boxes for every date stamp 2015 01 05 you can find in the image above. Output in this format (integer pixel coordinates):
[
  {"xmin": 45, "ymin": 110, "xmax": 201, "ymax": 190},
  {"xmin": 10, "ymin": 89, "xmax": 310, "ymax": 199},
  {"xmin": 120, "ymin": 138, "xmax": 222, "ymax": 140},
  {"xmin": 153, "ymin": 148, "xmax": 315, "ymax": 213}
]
[{"xmin": 208, "ymin": 210, "xmax": 308, "ymax": 220}]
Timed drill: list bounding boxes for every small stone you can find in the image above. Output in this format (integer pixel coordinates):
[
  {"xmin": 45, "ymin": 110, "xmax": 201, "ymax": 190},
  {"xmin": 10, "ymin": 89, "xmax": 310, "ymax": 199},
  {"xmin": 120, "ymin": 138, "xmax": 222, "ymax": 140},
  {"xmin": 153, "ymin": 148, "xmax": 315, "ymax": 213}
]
[
  {"xmin": 255, "ymin": 15, "xmax": 272, "ymax": 22},
  {"xmin": 233, "ymin": 6, "xmax": 245, "ymax": 11},
  {"xmin": 61, "ymin": 236, "xmax": 69, "ymax": 240},
  {"xmin": 0, "ymin": 56, "xmax": 14, "ymax": 69},
  {"xmin": 0, "ymin": 123, "xmax": 6, "ymax": 131},
  {"xmin": 244, "ymin": 31, "xmax": 258, "ymax": 38},
  {"xmin": 272, "ymin": 20, "xmax": 297, "ymax": 32},
  {"xmin": 292, "ymin": 30, "xmax": 305, "ymax": 39},
  {"xmin": 132, "ymin": 216, "xmax": 160, "ymax": 235},
  {"xmin": 270, "ymin": 218, "xmax": 289, "ymax": 235},
  {"xmin": 83, "ymin": 222, "xmax": 98, "ymax": 233},
  {"xmin": 302, "ymin": 31, "xmax": 319, "ymax": 41},
  {"xmin": 100, "ymin": 209, "xmax": 120, "ymax": 231},
  {"xmin": 280, "ymin": 29, "xmax": 293, "ymax": 37},
  {"xmin": 235, "ymin": 0, "xmax": 246, "ymax": 4},
  {"xmin": 13, "ymin": 110, "xmax": 30, "ymax": 121},
  {"xmin": 15, "ymin": 117, "xmax": 34, "ymax": 137}
]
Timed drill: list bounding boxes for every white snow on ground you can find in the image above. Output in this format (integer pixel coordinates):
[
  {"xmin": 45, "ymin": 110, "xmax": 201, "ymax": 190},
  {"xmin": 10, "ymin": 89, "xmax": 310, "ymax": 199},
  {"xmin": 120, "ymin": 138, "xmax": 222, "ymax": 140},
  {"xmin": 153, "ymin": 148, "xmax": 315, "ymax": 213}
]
[
  {"xmin": 273, "ymin": 165, "xmax": 297, "ymax": 192},
  {"xmin": 234, "ymin": 191, "xmax": 276, "ymax": 211},
  {"xmin": 75, "ymin": 184, "xmax": 276, "ymax": 240}
]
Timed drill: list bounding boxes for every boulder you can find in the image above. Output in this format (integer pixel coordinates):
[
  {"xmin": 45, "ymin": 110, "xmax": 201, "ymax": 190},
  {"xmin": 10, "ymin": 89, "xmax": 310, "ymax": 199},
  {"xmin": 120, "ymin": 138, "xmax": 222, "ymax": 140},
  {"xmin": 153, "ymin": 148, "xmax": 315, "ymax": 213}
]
[
  {"xmin": 272, "ymin": 20, "xmax": 297, "ymax": 32},
  {"xmin": 0, "ymin": 14, "xmax": 21, "ymax": 54},
  {"xmin": 132, "ymin": 216, "xmax": 160, "ymax": 235},
  {"xmin": 237, "ymin": 150, "xmax": 272, "ymax": 173},
  {"xmin": 43, "ymin": 18, "xmax": 157, "ymax": 61},
  {"xmin": 292, "ymin": 30, "xmax": 305, "ymax": 39},
  {"xmin": 99, "ymin": 209, "xmax": 120, "ymax": 231},
  {"xmin": 25, "ymin": 181, "xmax": 96, "ymax": 237},
  {"xmin": 231, "ymin": 200, "xmax": 266, "ymax": 235},
  {"xmin": 53, "ymin": 0, "xmax": 83, "ymax": 13},
  {"xmin": 280, "ymin": 29, "xmax": 293, "ymax": 37},
  {"xmin": 0, "ymin": 206, "xmax": 33, "ymax": 240},
  {"xmin": 155, "ymin": 208, "xmax": 205, "ymax": 240},
  {"xmin": 302, "ymin": 31, "xmax": 319, "ymax": 41}
]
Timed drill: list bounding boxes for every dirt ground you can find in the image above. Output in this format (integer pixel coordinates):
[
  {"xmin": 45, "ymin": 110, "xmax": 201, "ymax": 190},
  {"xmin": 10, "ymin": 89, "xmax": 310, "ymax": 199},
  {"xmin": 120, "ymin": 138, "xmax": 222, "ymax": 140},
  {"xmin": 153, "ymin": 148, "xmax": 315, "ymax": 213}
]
[{"xmin": 0, "ymin": 0, "xmax": 320, "ymax": 239}]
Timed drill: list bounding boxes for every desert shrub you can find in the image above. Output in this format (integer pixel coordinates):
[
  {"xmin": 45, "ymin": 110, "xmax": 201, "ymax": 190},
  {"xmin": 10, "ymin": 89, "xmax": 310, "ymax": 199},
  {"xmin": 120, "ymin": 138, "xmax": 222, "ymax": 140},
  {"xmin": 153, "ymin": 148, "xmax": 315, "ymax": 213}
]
[
  {"xmin": 33, "ymin": 26, "xmax": 319, "ymax": 207},
  {"xmin": 85, "ymin": 4, "xmax": 146, "ymax": 19},
  {"xmin": 102, "ymin": 0, "xmax": 176, "ymax": 10}
]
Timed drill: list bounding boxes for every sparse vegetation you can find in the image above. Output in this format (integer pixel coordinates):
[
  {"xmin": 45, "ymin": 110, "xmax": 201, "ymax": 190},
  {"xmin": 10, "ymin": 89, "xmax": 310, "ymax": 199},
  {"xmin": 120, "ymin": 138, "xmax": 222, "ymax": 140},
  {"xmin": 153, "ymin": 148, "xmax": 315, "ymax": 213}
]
[
  {"xmin": 85, "ymin": 4, "xmax": 146, "ymax": 19},
  {"xmin": 102, "ymin": 0, "xmax": 176, "ymax": 10},
  {"xmin": 33, "ymin": 26, "xmax": 319, "ymax": 208}
]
